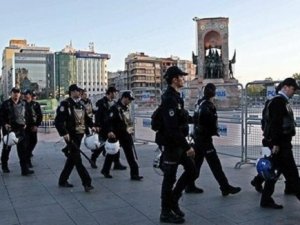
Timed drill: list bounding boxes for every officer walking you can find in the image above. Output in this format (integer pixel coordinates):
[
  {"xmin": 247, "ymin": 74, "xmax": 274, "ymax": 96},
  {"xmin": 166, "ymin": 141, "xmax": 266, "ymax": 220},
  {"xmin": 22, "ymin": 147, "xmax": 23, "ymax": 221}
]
[
  {"xmin": 91, "ymin": 87, "xmax": 126, "ymax": 170},
  {"xmin": 103, "ymin": 91, "xmax": 143, "ymax": 180},
  {"xmin": 0, "ymin": 87, "xmax": 33, "ymax": 175},
  {"xmin": 260, "ymin": 78, "xmax": 300, "ymax": 209},
  {"xmin": 158, "ymin": 66, "xmax": 197, "ymax": 224},
  {"xmin": 23, "ymin": 89, "xmax": 43, "ymax": 168},
  {"xmin": 186, "ymin": 83, "xmax": 241, "ymax": 196},
  {"xmin": 55, "ymin": 84, "xmax": 95, "ymax": 192}
]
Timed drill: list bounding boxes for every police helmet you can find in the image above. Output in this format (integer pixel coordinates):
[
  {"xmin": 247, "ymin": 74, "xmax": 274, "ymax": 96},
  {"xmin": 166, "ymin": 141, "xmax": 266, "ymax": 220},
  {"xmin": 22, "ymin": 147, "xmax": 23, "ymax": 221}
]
[
  {"xmin": 84, "ymin": 133, "xmax": 104, "ymax": 151},
  {"xmin": 256, "ymin": 156, "xmax": 277, "ymax": 181},
  {"xmin": 105, "ymin": 138, "xmax": 120, "ymax": 155},
  {"xmin": 3, "ymin": 132, "xmax": 19, "ymax": 146}
]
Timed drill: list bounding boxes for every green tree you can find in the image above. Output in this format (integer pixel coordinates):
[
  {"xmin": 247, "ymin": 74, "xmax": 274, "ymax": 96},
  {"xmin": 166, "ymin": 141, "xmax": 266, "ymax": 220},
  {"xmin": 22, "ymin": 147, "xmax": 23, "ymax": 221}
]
[{"xmin": 292, "ymin": 73, "xmax": 300, "ymax": 80}]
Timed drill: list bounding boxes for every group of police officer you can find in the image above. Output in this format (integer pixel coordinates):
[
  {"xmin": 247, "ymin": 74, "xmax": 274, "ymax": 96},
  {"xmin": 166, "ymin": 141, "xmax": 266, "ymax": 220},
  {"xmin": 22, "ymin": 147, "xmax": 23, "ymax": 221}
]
[
  {"xmin": 4, "ymin": 68, "xmax": 300, "ymax": 224},
  {"xmin": 54, "ymin": 84, "xmax": 143, "ymax": 192},
  {"xmin": 0, "ymin": 88, "xmax": 42, "ymax": 176}
]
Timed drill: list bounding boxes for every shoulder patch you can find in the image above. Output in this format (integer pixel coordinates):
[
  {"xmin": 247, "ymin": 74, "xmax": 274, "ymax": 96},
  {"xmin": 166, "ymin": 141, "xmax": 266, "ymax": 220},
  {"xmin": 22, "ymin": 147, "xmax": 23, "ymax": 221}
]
[
  {"xmin": 60, "ymin": 106, "xmax": 65, "ymax": 112},
  {"xmin": 169, "ymin": 109, "xmax": 175, "ymax": 117},
  {"xmin": 109, "ymin": 112, "xmax": 114, "ymax": 117}
]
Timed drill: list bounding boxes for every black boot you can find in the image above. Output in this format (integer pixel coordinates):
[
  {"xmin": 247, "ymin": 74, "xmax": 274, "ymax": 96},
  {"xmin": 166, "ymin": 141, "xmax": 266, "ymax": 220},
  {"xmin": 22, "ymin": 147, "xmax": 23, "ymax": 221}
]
[
  {"xmin": 221, "ymin": 185, "xmax": 241, "ymax": 196},
  {"xmin": 2, "ymin": 163, "xmax": 10, "ymax": 173},
  {"xmin": 113, "ymin": 162, "xmax": 127, "ymax": 170},
  {"xmin": 185, "ymin": 184, "xmax": 204, "ymax": 194},
  {"xmin": 160, "ymin": 210, "xmax": 185, "ymax": 224}
]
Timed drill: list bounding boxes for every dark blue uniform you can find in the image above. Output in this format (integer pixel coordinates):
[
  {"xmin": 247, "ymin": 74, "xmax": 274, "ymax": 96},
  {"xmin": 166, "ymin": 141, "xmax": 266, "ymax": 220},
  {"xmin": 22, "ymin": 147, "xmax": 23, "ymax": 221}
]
[
  {"xmin": 191, "ymin": 97, "xmax": 235, "ymax": 194},
  {"xmin": 102, "ymin": 99, "xmax": 140, "ymax": 179},
  {"xmin": 261, "ymin": 94, "xmax": 300, "ymax": 207},
  {"xmin": 159, "ymin": 86, "xmax": 196, "ymax": 215},
  {"xmin": 25, "ymin": 100, "xmax": 43, "ymax": 166},
  {"xmin": 0, "ymin": 98, "xmax": 29, "ymax": 174},
  {"xmin": 55, "ymin": 97, "xmax": 93, "ymax": 188}
]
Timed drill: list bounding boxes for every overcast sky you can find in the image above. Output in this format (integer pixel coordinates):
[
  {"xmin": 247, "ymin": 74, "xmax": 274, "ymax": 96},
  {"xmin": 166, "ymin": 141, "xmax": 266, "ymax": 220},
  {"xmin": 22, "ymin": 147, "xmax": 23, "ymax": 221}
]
[{"xmin": 1, "ymin": 0, "xmax": 299, "ymax": 84}]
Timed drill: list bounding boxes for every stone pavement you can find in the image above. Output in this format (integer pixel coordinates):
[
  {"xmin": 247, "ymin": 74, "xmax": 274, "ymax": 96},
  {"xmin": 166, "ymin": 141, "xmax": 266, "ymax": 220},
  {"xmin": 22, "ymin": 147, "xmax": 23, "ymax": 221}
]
[{"xmin": 1, "ymin": 132, "xmax": 300, "ymax": 225}]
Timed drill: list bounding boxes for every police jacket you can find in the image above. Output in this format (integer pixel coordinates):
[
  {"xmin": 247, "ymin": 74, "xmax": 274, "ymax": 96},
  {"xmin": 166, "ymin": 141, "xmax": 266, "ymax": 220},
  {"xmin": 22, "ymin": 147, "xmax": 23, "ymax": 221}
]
[
  {"xmin": 265, "ymin": 93, "xmax": 296, "ymax": 145},
  {"xmin": 25, "ymin": 100, "xmax": 43, "ymax": 128},
  {"xmin": 160, "ymin": 86, "xmax": 190, "ymax": 151},
  {"xmin": 0, "ymin": 98, "xmax": 27, "ymax": 130},
  {"xmin": 55, "ymin": 97, "xmax": 94, "ymax": 137},
  {"xmin": 107, "ymin": 99, "xmax": 133, "ymax": 140},
  {"xmin": 193, "ymin": 97, "xmax": 219, "ymax": 138},
  {"xmin": 95, "ymin": 96, "xmax": 114, "ymax": 136}
]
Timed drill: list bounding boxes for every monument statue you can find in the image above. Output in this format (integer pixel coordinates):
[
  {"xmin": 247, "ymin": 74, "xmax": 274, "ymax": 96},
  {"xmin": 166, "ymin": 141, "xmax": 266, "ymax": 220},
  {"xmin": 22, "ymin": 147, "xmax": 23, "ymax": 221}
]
[
  {"xmin": 204, "ymin": 48, "xmax": 224, "ymax": 79},
  {"xmin": 228, "ymin": 50, "xmax": 236, "ymax": 79}
]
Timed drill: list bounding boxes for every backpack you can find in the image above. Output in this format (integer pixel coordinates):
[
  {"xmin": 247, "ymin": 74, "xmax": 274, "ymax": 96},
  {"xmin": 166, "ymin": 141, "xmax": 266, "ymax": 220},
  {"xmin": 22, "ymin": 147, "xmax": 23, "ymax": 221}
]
[{"xmin": 151, "ymin": 106, "xmax": 163, "ymax": 132}]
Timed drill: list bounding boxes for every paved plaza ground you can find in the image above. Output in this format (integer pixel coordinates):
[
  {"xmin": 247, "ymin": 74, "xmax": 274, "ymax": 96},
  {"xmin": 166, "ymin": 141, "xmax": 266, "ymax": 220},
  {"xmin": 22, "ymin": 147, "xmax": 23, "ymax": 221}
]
[{"xmin": 1, "ymin": 131, "xmax": 300, "ymax": 225}]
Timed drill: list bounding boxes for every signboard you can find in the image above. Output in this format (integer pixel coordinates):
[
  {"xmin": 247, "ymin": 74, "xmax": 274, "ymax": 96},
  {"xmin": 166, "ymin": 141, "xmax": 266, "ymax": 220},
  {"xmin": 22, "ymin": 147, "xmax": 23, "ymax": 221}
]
[
  {"xmin": 142, "ymin": 92, "xmax": 151, "ymax": 102},
  {"xmin": 266, "ymin": 86, "xmax": 276, "ymax": 99},
  {"xmin": 215, "ymin": 87, "xmax": 226, "ymax": 99},
  {"xmin": 218, "ymin": 124, "xmax": 227, "ymax": 136}
]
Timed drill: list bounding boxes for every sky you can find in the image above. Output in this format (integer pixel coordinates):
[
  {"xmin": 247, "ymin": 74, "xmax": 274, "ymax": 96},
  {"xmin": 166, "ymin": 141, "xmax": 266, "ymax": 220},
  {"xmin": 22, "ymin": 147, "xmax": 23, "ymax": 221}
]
[{"xmin": 1, "ymin": 0, "xmax": 299, "ymax": 85}]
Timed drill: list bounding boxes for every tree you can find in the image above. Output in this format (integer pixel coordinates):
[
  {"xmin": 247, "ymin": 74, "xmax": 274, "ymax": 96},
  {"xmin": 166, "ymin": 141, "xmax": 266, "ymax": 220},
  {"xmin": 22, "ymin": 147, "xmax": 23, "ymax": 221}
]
[{"xmin": 292, "ymin": 73, "xmax": 300, "ymax": 80}]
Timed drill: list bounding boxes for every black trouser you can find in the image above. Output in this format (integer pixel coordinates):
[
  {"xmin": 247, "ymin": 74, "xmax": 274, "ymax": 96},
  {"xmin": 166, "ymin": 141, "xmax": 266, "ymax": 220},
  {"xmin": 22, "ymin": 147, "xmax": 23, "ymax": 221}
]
[
  {"xmin": 59, "ymin": 134, "xmax": 91, "ymax": 186},
  {"xmin": 102, "ymin": 134, "xmax": 139, "ymax": 176},
  {"xmin": 91, "ymin": 145, "xmax": 121, "ymax": 164},
  {"xmin": 101, "ymin": 151, "xmax": 122, "ymax": 173},
  {"xmin": 25, "ymin": 128, "xmax": 38, "ymax": 162},
  {"xmin": 261, "ymin": 141, "xmax": 300, "ymax": 205},
  {"xmin": 91, "ymin": 133, "xmax": 121, "ymax": 165},
  {"xmin": 1, "ymin": 128, "xmax": 28, "ymax": 173},
  {"xmin": 189, "ymin": 137, "xmax": 229, "ymax": 190},
  {"xmin": 161, "ymin": 146, "xmax": 197, "ymax": 211}
]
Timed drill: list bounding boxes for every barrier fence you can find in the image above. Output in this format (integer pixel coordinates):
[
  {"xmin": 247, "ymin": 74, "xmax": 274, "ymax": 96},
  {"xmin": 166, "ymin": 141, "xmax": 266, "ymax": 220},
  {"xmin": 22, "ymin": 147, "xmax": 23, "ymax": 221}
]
[
  {"xmin": 38, "ymin": 81, "xmax": 300, "ymax": 167},
  {"xmin": 134, "ymin": 81, "xmax": 300, "ymax": 168}
]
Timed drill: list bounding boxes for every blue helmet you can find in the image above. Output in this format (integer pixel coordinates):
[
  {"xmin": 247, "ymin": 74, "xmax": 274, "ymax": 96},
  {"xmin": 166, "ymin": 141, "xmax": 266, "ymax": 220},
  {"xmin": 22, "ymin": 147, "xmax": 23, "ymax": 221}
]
[{"xmin": 256, "ymin": 157, "xmax": 277, "ymax": 181}]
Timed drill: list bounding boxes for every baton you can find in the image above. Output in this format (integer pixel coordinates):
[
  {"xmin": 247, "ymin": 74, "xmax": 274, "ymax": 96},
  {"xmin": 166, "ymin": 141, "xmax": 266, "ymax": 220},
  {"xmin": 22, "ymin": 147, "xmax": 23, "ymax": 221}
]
[
  {"xmin": 67, "ymin": 140, "xmax": 97, "ymax": 168},
  {"xmin": 132, "ymin": 142, "xmax": 138, "ymax": 160}
]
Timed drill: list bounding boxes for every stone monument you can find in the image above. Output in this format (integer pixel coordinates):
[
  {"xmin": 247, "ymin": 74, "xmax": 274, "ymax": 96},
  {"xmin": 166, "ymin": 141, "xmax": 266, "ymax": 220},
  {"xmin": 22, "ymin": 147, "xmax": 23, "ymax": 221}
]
[{"xmin": 190, "ymin": 17, "xmax": 240, "ymax": 109}]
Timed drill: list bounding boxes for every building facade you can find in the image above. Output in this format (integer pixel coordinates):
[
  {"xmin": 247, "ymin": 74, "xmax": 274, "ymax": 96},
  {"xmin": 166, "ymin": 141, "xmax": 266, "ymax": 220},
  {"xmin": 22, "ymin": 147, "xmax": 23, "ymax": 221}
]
[
  {"xmin": 1, "ymin": 39, "xmax": 27, "ymax": 100},
  {"xmin": 75, "ymin": 51, "xmax": 110, "ymax": 96},
  {"xmin": 2, "ymin": 39, "xmax": 55, "ymax": 99},
  {"xmin": 14, "ymin": 47, "xmax": 55, "ymax": 99}
]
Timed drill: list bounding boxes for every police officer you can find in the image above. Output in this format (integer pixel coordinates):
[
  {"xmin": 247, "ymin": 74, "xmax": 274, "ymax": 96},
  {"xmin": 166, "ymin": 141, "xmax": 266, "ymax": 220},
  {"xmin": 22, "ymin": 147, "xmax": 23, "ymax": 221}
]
[
  {"xmin": 91, "ymin": 87, "xmax": 126, "ymax": 170},
  {"xmin": 186, "ymin": 83, "xmax": 241, "ymax": 196},
  {"xmin": 80, "ymin": 89, "xmax": 93, "ymax": 135},
  {"xmin": 23, "ymin": 89, "xmax": 43, "ymax": 168},
  {"xmin": 158, "ymin": 66, "xmax": 196, "ymax": 224},
  {"xmin": 103, "ymin": 91, "xmax": 143, "ymax": 180},
  {"xmin": 260, "ymin": 78, "xmax": 300, "ymax": 209},
  {"xmin": 251, "ymin": 83, "xmax": 296, "ymax": 194},
  {"xmin": 0, "ymin": 87, "xmax": 33, "ymax": 175},
  {"xmin": 55, "ymin": 84, "xmax": 95, "ymax": 192}
]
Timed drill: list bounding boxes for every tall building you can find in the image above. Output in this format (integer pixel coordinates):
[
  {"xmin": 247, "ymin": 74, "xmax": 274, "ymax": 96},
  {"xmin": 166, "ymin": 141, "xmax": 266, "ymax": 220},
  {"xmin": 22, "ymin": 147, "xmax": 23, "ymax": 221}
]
[
  {"xmin": 76, "ymin": 51, "xmax": 110, "ymax": 96},
  {"xmin": 123, "ymin": 52, "xmax": 196, "ymax": 110},
  {"xmin": 55, "ymin": 44, "xmax": 111, "ymax": 98},
  {"xmin": 1, "ymin": 39, "xmax": 27, "ymax": 100},
  {"xmin": 108, "ymin": 71, "xmax": 128, "ymax": 91},
  {"xmin": 1, "ymin": 39, "xmax": 54, "ymax": 99},
  {"xmin": 125, "ymin": 52, "xmax": 162, "ymax": 109},
  {"xmin": 55, "ymin": 44, "xmax": 77, "ymax": 98},
  {"xmin": 14, "ymin": 46, "xmax": 54, "ymax": 98}
]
